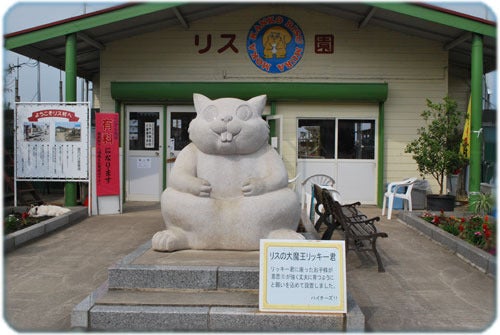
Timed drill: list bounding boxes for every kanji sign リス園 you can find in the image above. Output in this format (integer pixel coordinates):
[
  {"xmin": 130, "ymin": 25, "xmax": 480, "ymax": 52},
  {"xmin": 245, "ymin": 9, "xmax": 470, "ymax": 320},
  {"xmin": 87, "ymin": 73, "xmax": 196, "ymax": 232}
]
[
  {"xmin": 314, "ymin": 34, "xmax": 334, "ymax": 54},
  {"xmin": 195, "ymin": 34, "xmax": 239, "ymax": 54},
  {"xmin": 260, "ymin": 239, "xmax": 347, "ymax": 313}
]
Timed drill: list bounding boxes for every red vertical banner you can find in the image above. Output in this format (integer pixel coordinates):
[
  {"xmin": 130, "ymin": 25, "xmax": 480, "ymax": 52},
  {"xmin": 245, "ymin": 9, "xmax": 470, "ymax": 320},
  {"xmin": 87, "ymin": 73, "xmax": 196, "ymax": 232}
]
[{"xmin": 96, "ymin": 113, "xmax": 120, "ymax": 196}]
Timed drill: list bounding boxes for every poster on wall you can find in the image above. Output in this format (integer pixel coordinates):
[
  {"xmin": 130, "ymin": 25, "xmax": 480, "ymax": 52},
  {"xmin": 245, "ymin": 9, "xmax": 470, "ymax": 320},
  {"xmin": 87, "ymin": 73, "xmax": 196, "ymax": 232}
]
[
  {"xmin": 15, "ymin": 103, "xmax": 90, "ymax": 180},
  {"xmin": 95, "ymin": 113, "xmax": 120, "ymax": 196}
]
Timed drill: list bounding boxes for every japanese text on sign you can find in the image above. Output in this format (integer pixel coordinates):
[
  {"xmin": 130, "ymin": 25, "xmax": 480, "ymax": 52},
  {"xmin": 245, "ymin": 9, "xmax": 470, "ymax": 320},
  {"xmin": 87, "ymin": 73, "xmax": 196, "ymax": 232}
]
[
  {"xmin": 96, "ymin": 113, "xmax": 120, "ymax": 196},
  {"xmin": 260, "ymin": 239, "xmax": 346, "ymax": 313},
  {"xmin": 15, "ymin": 103, "xmax": 89, "ymax": 180},
  {"xmin": 195, "ymin": 34, "xmax": 239, "ymax": 54}
]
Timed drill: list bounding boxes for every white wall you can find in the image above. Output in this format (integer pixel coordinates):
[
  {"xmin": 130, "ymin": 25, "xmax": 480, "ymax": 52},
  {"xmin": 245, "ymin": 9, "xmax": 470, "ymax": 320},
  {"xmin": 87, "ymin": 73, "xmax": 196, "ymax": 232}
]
[{"xmin": 99, "ymin": 4, "xmax": 450, "ymax": 193}]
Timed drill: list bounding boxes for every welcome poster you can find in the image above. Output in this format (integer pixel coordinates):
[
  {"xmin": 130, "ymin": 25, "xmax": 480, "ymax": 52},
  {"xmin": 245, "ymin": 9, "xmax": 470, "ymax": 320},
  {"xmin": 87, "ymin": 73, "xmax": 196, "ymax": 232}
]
[{"xmin": 15, "ymin": 103, "xmax": 89, "ymax": 180}]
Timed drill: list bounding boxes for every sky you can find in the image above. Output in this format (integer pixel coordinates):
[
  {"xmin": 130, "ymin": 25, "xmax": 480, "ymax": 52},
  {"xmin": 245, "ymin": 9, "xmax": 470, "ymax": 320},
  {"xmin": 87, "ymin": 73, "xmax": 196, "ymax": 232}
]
[
  {"xmin": 1, "ymin": 1, "xmax": 499, "ymax": 108},
  {"xmin": 2, "ymin": 1, "xmax": 120, "ymax": 107}
]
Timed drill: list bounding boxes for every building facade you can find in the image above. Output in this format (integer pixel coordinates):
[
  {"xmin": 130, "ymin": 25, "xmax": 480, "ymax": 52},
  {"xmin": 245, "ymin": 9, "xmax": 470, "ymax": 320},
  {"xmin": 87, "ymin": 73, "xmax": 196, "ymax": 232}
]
[{"xmin": 5, "ymin": 3, "xmax": 496, "ymax": 206}]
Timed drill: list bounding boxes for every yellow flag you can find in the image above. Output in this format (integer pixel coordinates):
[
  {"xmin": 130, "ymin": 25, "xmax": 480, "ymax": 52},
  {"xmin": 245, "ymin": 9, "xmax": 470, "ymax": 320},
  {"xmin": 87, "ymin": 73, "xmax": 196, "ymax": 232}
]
[{"xmin": 460, "ymin": 97, "xmax": 471, "ymax": 158}]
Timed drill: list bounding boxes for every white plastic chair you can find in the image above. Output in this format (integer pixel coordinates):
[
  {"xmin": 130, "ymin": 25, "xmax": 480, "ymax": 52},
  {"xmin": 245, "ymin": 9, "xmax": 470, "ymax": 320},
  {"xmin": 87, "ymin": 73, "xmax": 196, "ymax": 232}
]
[
  {"xmin": 287, "ymin": 174, "xmax": 300, "ymax": 191},
  {"xmin": 382, "ymin": 177, "xmax": 418, "ymax": 219},
  {"xmin": 300, "ymin": 174, "xmax": 335, "ymax": 221}
]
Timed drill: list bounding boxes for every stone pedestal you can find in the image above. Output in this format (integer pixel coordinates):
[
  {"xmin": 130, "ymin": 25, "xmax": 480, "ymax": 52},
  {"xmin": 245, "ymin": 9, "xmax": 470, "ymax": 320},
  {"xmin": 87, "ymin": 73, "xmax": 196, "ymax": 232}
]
[{"xmin": 72, "ymin": 241, "xmax": 365, "ymax": 331}]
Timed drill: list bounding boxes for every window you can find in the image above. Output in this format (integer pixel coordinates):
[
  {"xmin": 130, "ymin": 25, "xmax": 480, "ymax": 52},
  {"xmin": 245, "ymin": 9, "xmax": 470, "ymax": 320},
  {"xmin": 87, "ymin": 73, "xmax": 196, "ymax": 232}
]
[
  {"xmin": 297, "ymin": 119, "xmax": 335, "ymax": 159},
  {"xmin": 128, "ymin": 112, "xmax": 159, "ymax": 151},
  {"xmin": 338, "ymin": 120, "xmax": 375, "ymax": 159},
  {"xmin": 170, "ymin": 112, "xmax": 196, "ymax": 151}
]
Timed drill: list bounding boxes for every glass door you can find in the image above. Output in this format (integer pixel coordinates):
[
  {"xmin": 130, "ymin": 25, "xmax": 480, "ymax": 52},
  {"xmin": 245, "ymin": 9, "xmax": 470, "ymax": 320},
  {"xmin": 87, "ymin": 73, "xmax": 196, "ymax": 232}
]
[
  {"xmin": 166, "ymin": 106, "xmax": 196, "ymax": 180},
  {"xmin": 266, "ymin": 115, "xmax": 283, "ymax": 155},
  {"xmin": 336, "ymin": 119, "xmax": 376, "ymax": 203},
  {"xmin": 125, "ymin": 106, "xmax": 163, "ymax": 201},
  {"xmin": 296, "ymin": 117, "xmax": 377, "ymax": 204}
]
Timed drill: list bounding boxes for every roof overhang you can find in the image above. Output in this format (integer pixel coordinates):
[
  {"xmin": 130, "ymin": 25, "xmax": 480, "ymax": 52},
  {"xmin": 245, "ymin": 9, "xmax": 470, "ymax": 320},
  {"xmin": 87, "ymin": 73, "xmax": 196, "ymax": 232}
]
[{"xmin": 4, "ymin": 2, "xmax": 496, "ymax": 80}]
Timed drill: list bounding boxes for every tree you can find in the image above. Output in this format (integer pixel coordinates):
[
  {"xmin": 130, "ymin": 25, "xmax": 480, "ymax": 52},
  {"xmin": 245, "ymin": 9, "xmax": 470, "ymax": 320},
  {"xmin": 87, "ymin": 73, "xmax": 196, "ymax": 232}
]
[{"xmin": 405, "ymin": 97, "xmax": 468, "ymax": 195}]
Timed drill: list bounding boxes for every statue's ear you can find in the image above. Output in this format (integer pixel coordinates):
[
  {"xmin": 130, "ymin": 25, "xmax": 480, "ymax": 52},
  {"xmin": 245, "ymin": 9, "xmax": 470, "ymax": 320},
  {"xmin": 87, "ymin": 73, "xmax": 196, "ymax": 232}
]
[
  {"xmin": 247, "ymin": 95, "xmax": 267, "ymax": 116},
  {"xmin": 193, "ymin": 93, "xmax": 212, "ymax": 113}
]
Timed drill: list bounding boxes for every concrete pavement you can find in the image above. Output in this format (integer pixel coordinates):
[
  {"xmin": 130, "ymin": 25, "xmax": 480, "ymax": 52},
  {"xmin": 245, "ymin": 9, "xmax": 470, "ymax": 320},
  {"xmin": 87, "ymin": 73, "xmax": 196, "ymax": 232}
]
[
  {"xmin": 347, "ymin": 206, "xmax": 495, "ymax": 332},
  {"xmin": 3, "ymin": 203, "xmax": 497, "ymax": 332},
  {"xmin": 4, "ymin": 202, "xmax": 164, "ymax": 331}
]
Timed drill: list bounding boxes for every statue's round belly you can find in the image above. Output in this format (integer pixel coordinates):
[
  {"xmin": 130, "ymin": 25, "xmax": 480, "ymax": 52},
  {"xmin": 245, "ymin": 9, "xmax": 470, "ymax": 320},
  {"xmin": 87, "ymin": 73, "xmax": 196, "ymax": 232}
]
[{"xmin": 196, "ymin": 154, "xmax": 259, "ymax": 199}]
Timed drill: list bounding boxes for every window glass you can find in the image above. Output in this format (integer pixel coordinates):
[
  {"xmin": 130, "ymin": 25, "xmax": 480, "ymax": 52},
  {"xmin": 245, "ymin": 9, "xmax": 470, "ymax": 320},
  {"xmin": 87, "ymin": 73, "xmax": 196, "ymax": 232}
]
[
  {"xmin": 128, "ymin": 112, "xmax": 159, "ymax": 151},
  {"xmin": 170, "ymin": 112, "xmax": 196, "ymax": 151},
  {"xmin": 338, "ymin": 119, "xmax": 375, "ymax": 159},
  {"xmin": 297, "ymin": 119, "xmax": 335, "ymax": 159}
]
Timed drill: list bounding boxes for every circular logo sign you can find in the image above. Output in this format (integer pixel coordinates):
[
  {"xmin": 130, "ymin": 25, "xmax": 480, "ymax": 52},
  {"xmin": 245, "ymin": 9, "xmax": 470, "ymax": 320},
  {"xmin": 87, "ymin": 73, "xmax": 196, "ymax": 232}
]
[{"xmin": 247, "ymin": 15, "xmax": 305, "ymax": 73}]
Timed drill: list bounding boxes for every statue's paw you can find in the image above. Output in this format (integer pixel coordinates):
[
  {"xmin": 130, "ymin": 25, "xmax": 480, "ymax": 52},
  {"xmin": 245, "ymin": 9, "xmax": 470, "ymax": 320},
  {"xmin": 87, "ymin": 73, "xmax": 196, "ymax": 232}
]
[
  {"xmin": 198, "ymin": 179, "xmax": 212, "ymax": 197},
  {"xmin": 152, "ymin": 230, "xmax": 188, "ymax": 251},
  {"xmin": 267, "ymin": 229, "xmax": 306, "ymax": 240},
  {"xmin": 242, "ymin": 178, "xmax": 265, "ymax": 196}
]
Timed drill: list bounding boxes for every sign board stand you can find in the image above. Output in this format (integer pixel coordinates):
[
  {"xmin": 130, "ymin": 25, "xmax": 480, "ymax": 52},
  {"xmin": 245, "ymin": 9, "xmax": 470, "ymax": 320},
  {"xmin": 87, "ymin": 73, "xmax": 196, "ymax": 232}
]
[
  {"xmin": 93, "ymin": 112, "xmax": 122, "ymax": 215},
  {"xmin": 260, "ymin": 239, "xmax": 347, "ymax": 313},
  {"xmin": 14, "ymin": 102, "xmax": 91, "ymax": 213},
  {"xmin": 91, "ymin": 147, "xmax": 123, "ymax": 215}
]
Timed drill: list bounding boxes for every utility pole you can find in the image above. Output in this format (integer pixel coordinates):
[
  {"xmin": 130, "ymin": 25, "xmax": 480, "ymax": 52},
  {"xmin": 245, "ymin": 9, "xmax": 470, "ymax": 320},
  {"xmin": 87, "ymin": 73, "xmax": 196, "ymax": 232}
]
[
  {"xmin": 15, "ymin": 58, "xmax": 20, "ymax": 102},
  {"xmin": 59, "ymin": 70, "xmax": 63, "ymax": 102},
  {"xmin": 8, "ymin": 58, "xmax": 36, "ymax": 102},
  {"xmin": 36, "ymin": 60, "xmax": 41, "ymax": 102}
]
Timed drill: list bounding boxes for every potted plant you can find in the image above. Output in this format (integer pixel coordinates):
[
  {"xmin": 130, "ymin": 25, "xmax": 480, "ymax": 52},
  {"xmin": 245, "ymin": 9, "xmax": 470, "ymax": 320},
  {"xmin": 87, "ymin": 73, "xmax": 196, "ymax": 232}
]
[
  {"xmin": 471, "ymin": 192, "xmax": 495, "ymax": 216},
  {"xmin": 405, "ymin": 96, "xmax": 468, "ymax": 211}
]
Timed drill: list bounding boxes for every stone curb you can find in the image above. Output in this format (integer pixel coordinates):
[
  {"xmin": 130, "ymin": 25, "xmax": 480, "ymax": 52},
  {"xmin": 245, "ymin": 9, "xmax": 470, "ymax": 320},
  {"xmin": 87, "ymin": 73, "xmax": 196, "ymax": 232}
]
[
  {"xmin": 4, "ymin": 207, "xmax": 88, "ymax": 253},
  {"xmin": 398, "ymin": 211, "xmax": 496, "ymax": 277}
]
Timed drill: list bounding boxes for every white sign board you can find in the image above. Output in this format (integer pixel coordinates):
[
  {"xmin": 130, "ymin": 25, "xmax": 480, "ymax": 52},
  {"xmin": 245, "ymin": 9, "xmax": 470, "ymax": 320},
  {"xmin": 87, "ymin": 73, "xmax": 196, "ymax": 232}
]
[
  {"xmin": 15, "ymin": 103, "xmax": 90, "ymax": 180},
  {"xmin": 259, "ymin": 239, "xmax": 347, "ymax": 313}
]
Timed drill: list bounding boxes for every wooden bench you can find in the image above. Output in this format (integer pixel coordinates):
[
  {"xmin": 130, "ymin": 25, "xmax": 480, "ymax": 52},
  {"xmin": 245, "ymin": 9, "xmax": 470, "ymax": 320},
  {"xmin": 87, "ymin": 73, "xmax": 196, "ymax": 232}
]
[
  {"xmin": 318, "ymin": 186, "xmax": 388, "ymax": 272},
  {"xmin": 311, "ymin": 184, "xmax": 366, "ymax": 239}
]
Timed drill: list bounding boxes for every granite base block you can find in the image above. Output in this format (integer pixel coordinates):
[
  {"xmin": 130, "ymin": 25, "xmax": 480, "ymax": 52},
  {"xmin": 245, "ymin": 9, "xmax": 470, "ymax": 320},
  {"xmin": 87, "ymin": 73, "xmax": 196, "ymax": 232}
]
[
  {"xmin": 73, "ymin": 239, "xmax": 365, "ymax": 331},
  {"xmin": 71, "ymin": 281, "xmax": 109, "ymax": 328},
  {"xmin": 209, "ymin": 307, "xmax": 344, "ymax": 331},
  {"xmin": 108, "ymin": 265, "xmax": 218, "ymax": 289},
  {"xmin": 217, "ymin": 266, "xmax": 259, "ymax": 289},
  {"xmin": 89, "ymin": 305, "xmax": 210, "ymax": 331}
]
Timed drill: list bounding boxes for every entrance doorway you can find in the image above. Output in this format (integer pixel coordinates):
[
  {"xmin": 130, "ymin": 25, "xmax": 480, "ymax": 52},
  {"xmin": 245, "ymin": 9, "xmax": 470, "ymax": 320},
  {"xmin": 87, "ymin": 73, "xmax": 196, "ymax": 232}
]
[
  {"xmin": 125, "ymin": 106, "xmax": 163, "ymax": 201},
  {"xmin": 297, "ymin": 118, "xmax": 377, "ymax": 204},
  {"xmin": 166, "ymin": 106, "xmax": 196, "ymax": 179}
]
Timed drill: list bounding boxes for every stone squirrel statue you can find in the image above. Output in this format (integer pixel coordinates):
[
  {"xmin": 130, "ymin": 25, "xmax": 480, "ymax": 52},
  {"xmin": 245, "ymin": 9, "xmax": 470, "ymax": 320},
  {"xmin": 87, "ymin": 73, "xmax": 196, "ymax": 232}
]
[
  {"xmin": 28, "ymin": 204, "xmax": 70, "ymax": 217},
  {"xmin": 152, "ymin": 93, "xmax": 302, "ymax": 251}
]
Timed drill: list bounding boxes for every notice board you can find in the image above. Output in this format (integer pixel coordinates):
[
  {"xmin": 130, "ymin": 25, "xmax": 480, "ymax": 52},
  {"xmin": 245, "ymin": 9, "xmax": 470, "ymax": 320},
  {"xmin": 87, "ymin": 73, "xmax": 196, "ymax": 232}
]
[
  {"xmin": 95, "ymin": 113, "xmax": 120, "ymax": 196},
  {"xmin": 15, "ymin": 102, "xmax": 90, "ymax": 181},
  {"xmin": 260, "ymin": 239, "xmax": 347, "ymax": 313}
]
